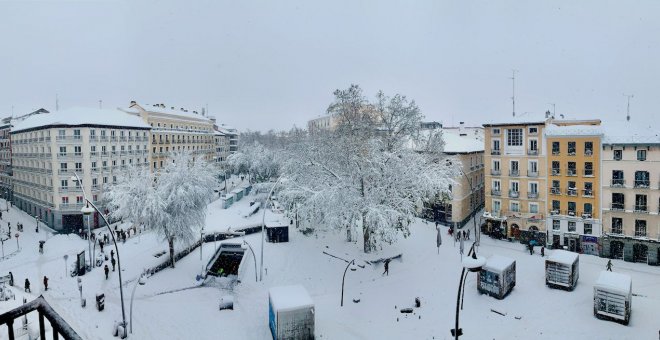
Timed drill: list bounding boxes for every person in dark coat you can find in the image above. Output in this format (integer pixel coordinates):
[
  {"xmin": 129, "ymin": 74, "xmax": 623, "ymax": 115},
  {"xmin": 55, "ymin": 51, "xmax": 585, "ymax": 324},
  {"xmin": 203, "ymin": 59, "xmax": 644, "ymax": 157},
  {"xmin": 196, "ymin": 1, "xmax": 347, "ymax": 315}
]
[
  {"xmin": 99, "ymin": 240, "xmax": 104, "ymax": 253},
  {"xmin": 383, "ymin": 259, "xmax": 391, "ymax": 276},
  {"xmin": 541, "ymin": 246, "xmax": 545, "ymax": 257},
  {"xmin": 24, "ymin": 278, "xmax": 30, "ymax": 293},
  {"xmin": 111, "ymin": 257, "xmax": 116, "ymax": 272},
  {"xmin": 110, "ymin": 249, "xmax": 115, "ymax": 260},
  {"xmin": 606, "ymin": 259, "xmax": 613, "ymax": 271},
  {"xmin": 43, "ymin": 276, "xmax": 48, "ymax": 291},
  {"xmin": 104, "ymin": 265, "xmax": 110, "ymax": 279}
]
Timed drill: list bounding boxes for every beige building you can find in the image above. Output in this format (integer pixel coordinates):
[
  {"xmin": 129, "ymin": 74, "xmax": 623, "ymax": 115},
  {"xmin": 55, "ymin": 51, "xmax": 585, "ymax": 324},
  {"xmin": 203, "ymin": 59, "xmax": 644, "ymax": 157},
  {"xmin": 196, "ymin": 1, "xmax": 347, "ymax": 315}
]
[
  {"xmin": 123, "ymin": 102, "xmax": 215, "ymax": 171},
  {"xmin": 10, "ymin": 107, "xmax": 150, "ymax": 232},
  {"xmin": 600, "ymin": 122, "xmax": 660, "ymax": 265},
  {"xmin": 307, "ymin": 114, "xmax": 339, "ymax": 132}
]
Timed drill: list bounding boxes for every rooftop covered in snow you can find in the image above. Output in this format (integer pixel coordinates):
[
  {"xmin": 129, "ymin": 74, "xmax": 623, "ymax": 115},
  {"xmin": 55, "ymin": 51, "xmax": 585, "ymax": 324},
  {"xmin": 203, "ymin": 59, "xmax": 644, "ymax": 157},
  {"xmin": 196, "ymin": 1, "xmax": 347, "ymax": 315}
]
[
  {"xmin": 594, "ymin": 271, "xmax": 632, "ymax": 296},
  {"xmin": 127, "ymin": 102, "xmax": 213, "ymax": 122},
  {"xmin": 483, "ymin": 255, "xmax": 515, "ymax": 273},
  {"xmin": 600, "ymin": 120, "xmax": 660, "ymax": 145},
  {"xmin": 482, "ymin": 113, "xmax": 548, "ymax": 127},
  {"xmin": 544, "ymin": 125, "xmax": 604, "ymax": 137},
  {"xmin": 11, "ymin": 107, "xmax": 151, "ymax": 133},
  {"xmin": 547, "ymin": 250, "xmax": 579, "ymax": 265},
  {"xmin": 269, "ymin": 285, "xmax": 314, "ymax": 312},
  {"xmin": 442, "ymin": 132, "xmax": 484, "ymax": 153}
]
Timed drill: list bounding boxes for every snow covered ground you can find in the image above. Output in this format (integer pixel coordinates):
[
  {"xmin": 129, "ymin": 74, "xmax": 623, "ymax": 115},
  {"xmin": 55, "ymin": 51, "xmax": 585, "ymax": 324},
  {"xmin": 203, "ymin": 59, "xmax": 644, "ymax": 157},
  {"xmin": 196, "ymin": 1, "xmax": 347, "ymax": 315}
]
[{"xmin": 1, "ymin": 194, "xmax": 659, "ymax": 339}]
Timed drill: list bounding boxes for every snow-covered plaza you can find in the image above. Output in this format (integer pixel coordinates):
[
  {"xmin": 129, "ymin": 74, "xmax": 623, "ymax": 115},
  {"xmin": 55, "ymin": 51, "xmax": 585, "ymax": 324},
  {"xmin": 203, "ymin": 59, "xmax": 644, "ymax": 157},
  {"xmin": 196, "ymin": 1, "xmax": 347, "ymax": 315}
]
[{"xmin": 1, "ymin": 193, "xmax": 658, "ymax": 340}]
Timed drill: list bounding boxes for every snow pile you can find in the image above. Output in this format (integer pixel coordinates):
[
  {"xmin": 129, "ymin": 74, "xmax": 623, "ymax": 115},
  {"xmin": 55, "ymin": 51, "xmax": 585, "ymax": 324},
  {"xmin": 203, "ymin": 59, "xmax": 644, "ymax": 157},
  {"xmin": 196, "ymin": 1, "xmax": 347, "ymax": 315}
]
[
  {"xmin": 594, "ymin": 271, "xmax": 631, "ymax": 296},
  {"xmin": 548, "ymin": 249, "xmax": 579, "ymax": 265},
  {"xmin": 269, "ymin": 285, "xmax": 314, "ymax": 312},
  {"xmin": 483, "ymin": 254, "xmax": 515, "ymax": 273},
  {"xmin": 12, "ymin": 107, "xmax": 151, "ymax": 132}
]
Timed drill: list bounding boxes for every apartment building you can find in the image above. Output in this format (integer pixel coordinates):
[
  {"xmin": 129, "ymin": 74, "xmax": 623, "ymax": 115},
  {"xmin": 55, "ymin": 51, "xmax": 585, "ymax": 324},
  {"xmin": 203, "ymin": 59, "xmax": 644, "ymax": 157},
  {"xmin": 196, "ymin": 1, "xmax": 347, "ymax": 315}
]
[
  {"xmin": 123, "ymin": 102, "xmax": 215, "ymax": 171},
  {"xmin": 431, "ymin": 128, "xmax": 485, "ymax": 228},
  {"xmin": 10, "ymin": 107, "xmax": 151, "ymax": 232},
  {"xmin": 483, "ymin": 118, "xmax": 547, "ymax": 243},
  {"xmin": 217, "ymin": 125, "xmax": 239, "ymax": 154},
  {"xmin": 545, "ymin": 122, "xmax": 602, "ymax": 255},
  {"xmin": 600, "ymin": 123, "xmax": 660, "ymax": 265},
  {"xmin": 307, "ymin": 114, "xmax": 339, "ymax": 132}
]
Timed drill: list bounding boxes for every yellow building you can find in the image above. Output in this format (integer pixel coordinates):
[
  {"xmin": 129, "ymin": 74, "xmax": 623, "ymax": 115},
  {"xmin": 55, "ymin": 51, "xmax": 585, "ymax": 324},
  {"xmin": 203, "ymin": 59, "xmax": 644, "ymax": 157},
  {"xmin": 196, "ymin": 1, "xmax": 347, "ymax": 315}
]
[{"xmin": 544, "ymin": 121, "xmax": 602, "ymax": 254}]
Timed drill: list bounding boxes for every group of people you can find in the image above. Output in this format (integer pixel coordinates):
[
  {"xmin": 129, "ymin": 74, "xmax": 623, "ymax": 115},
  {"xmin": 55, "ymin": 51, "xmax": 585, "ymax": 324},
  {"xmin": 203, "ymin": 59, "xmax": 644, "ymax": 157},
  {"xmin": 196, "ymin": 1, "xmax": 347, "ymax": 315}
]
[
  {"xmin": 23, "ymin": 276, "xmax": 48, "ymax": 293},
  {"xmin": 104, "ymin": 249, "xmax": 117, "ymax": 279},
  {"xmin": 447, "ymin": 226, "xmax": 471, "ymax": 241}
]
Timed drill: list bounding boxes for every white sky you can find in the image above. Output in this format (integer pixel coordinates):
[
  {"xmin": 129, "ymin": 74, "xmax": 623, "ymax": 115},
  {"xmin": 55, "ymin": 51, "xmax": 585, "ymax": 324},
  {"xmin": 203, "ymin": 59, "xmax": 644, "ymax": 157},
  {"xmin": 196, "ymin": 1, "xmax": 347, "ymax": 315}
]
[{"xmin": 1, "ymin": 0, "xmax": 659, "ymax": 131}]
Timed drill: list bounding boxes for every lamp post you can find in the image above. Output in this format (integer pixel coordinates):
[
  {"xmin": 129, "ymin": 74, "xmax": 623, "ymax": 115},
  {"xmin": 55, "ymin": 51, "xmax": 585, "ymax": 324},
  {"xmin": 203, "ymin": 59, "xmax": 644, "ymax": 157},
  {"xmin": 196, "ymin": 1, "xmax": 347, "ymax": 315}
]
[
  {"xmin": 129, "ymin": 273, "xmax": 148, "ymax": 334},
  {"xmin": 260, "ymin": 174, "xmax": 284, "ymax": 281},
  {"xmin": 451, "ymin": 242, "xmax": 485, "ymax": 339},
  {"xmin": 72, "ymin": 173, "xmax": 128, "ymax": 335},
  {"xmin": 200, "ymin": 229, "xmax": 205, "ymax": 261},
  {"xmin": 82, "ymin": 204, "xmax": 94, "ymax": 270},
  {"xmin": 242, "ymin": 240, "xmax": 258, "ymax": 282},
  {"xmin": 341, "ymin": 259, "xmax": 357, "ymax": 307}
]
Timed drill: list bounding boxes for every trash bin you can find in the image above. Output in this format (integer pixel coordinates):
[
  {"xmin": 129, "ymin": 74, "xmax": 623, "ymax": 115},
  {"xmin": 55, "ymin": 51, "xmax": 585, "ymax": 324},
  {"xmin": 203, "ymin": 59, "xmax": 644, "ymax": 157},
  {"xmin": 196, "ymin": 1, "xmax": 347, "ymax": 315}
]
[{"xmin": 96, "ymin": 293, "xmax": 105, "ymax": 311}]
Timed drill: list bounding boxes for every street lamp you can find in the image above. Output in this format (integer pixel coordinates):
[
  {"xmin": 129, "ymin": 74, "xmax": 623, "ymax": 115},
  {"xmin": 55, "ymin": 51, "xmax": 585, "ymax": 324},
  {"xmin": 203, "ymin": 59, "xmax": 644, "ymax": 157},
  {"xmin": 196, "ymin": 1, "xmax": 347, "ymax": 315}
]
[
  {"xmin": 260, "ymin": 174, "xmax": 284, "ymax": 281},
  {"xmin": 242, "ymin": 240, "xmax": 258, "ymax": 282},
  {"xmin": 451, "ymin": 242, "xmax": 485, "ymax": 339},
  {"xmin": 341, "ymin": 259, "xmax": 357, "ymax": 307},
  {"xmin": 82, "ymin": 203, "xmax": 94, "ymax": 270},
  {"xmin": 129, "ymin": 273, "xmax": 148, "ymax": 334},
  {"xmin": 72, "ymin": 172, "xmax": 128, "ymax": 336}
]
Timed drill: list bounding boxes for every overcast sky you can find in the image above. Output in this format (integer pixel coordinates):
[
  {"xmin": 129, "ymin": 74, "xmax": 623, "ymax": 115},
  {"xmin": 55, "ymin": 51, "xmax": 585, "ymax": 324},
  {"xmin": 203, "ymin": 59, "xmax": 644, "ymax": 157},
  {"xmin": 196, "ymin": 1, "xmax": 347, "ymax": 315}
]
[{"xmin": 1, "ymin": 0, "xmax": 658, "ymax": 131}]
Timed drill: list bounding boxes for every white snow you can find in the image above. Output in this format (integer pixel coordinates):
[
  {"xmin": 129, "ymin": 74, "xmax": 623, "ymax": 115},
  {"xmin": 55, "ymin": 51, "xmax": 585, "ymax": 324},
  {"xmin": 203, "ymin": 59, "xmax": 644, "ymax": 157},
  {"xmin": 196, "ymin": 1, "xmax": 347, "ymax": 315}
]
[
  {"xmin": 129, "ymin": 103, "xmax": 212, "ymax": 122},
  {"xmin": 269, "ymin": 285, "xmax": 314, "ymax": 312},
  {"xmin": 441, "ymin": 132, "xmax": 484, "ymax": 153},
  {"xmin": 11, "ymin": 107, "xmax": 151, "ymax": 132},
  {"xmin": 594, "ymin": 271, "xmax": 632, "ymax": 296},
  {"xmin": 600, "ymin": 120, "xmax": 660, "ymax": 144},
  {"xmin": 548, "ymin": 249, "xmax": 579, "ymax": 265},
  {"xmin": 544, "ymin": 125, "xmax": 603, "ymax": 137},
  {"xmin": 483, "ymin": 254, "xmax": 515, "ymax": 273}
]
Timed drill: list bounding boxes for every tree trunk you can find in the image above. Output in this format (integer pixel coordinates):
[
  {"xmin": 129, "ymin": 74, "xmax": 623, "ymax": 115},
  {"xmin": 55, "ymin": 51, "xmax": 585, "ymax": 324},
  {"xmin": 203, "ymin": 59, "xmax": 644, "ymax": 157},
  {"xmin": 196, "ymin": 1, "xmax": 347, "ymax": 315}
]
[
  {"xmin": 169, "ymin": 237, "xmax": 176, "ymax": 268},
  {"xmin": 362, "ymin": 212, "xmax": 371, "ymax": 253}
]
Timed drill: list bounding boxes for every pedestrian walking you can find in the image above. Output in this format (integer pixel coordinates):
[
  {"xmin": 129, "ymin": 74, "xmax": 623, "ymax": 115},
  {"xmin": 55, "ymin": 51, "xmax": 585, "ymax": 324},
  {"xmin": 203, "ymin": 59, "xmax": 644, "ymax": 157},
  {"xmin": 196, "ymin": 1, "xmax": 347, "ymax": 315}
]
[
  {"xmin": 111, "ymin": 257, "xmax": 116, "ymax": 271},
  {"xmin": 43, "ymin": 276, "xmax": 48, "ymax": 291},
  {"xmin": 24, "ymin": 278, "xmax": 30, "ymax": 293},
  {"xmin": 39, "ymin": 242, "xmax": 44, "ymax": 254},
  {"xmin": 383, "ymin": 259, "xmax": 390, "ymax": 276},
  {"xmin": 110, "ymin": 249, "xmax": 114, "ymax": 260},
  {"xmin": 0, "ymin": 211, "xmax": 3, "ymax": 219},
  {"xmin": 104, "ymin": 265, "xmax": 109, "ymax": 279},
  {"xmin": 99, "ymin": 240, "xmax": 104, "ymax": 253},
  {"xmin": 467, "ymin": 229, "xmax": 471, "ymax": 240},
  {"xmin": 606, "ymin": 259, "xmax": 613, "ymax": 271},
  {"xmin": 541, "ymin": 246, "xmax": 545, "ymax": 257}
]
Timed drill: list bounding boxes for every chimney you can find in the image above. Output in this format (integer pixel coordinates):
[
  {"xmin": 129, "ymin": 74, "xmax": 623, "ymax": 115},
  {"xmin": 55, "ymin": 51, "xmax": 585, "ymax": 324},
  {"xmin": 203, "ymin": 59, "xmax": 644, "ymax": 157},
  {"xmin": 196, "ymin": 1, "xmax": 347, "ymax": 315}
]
[
  {"xmin": 171, "ymin": 106, "xmax": 175, "ymax": 110},
  {"xmin": 545, "ymin": 110, "xmax": 551, "ymax": 119},
  {"xmin": 130, "ymin": 100, "xmax": 136, "ymax": 106}
]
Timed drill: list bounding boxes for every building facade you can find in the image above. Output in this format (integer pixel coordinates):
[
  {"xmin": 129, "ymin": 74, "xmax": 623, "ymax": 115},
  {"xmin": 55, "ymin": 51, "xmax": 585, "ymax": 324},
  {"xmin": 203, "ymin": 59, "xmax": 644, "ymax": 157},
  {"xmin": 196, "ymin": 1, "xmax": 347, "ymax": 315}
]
[
  {"xmin": 600, "ymin": 126, "xmax": 660, "ymax": 265},
  {"xmin": 545, "ymin": 123, "xmax": 603, "ymax": 255},
  {"xmin": 483, "ymin": 119, "xmax": 548, "ymax": 243},
  {"xmin": 307, "ymin": 114, "xmax": 339, "ymax": 132},
  {"xmin": 10, "ymin": 108, "xmax": 151, "ymax": 232}
]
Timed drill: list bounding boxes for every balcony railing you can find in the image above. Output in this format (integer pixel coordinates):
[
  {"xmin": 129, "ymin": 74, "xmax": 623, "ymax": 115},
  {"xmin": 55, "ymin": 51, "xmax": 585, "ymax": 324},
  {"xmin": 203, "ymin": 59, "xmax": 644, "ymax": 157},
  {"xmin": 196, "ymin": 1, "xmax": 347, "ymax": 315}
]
[
  {"xmin": 490, "ymin": 169, "xmax": 501, "ymax": 176},
  {"xmin": 0, "ymin": 296, "xmax": 83, "ymax": 340},
  {"xmin": 551, "ymin": 168, "xmax": 561, "ymax": 176},
  {"xmin": 583, "ymin": 169, "xmax": 594, "ymax": 177},
  {"xmin": 611, "ymin": 179, "xmax": 625, "ymax": 187},
  {"xmin": 550, "ymin": 187, "xmax": 561, "ymax": 195},
  {"xmin": 552, "ymin": 150, "xmax": 560, "ymax": 155},
  {"xmin": 566, "ymin": 168, "xmax": 577, "ymax": 176},
  {"xmin": 634, "ymin": 230, "xmax": 647, "ymax": 237},
  {"xmin": 565, "ymin": 210, "xmax": 577, "ymax": 217},
  {"xmin": 509, "ymin": 169, "xmax": 520, "ymax": 177},
  {"xmin": 566, "ymin": 188, "xmax": 578, "ymax": 196},
  {"xmin": 491, "ymin": 189, "xmax": 501, "ymax": 196},
  {"xmin": 634, "ymin": 205, "xmax": 648, "ymax": 213},
  {"xmin": 527, "ymin": 192, "xmax": 539, "ymax": 199},
  {"xmin": 527, "ymin": 149, "xmax": 539, "ymax": 156},
  {"xmin": 585, "ymin": 149, "xmax": 593, "ymax": 156},
  {"xmin": 57, "ymin": 169, "xmax": 71, "ymax": 175},
  {"xmin": 490, "ymin": 149, "xmax": 501, "ymax": 155},
  {"xmin": 508, "ymin": 190, "xmax": 519, "ymax": 198},
  {"xmin": 634, "ymin": 180, "xmax": 650, "ymax": 189},
  {"xmin": 610, "ymin": 203, "xmax": 625, "ymax": 211},
  {"xmin": 60, "ymin": 203, "xmax": 85, "ymax": 211},
  {"xmin": 582, "ymin": 189, "xmax": 594, "ymax": 197},
  {"xmin": 527, "ymin": 170, "xmax": 538, "ymax": 177}
]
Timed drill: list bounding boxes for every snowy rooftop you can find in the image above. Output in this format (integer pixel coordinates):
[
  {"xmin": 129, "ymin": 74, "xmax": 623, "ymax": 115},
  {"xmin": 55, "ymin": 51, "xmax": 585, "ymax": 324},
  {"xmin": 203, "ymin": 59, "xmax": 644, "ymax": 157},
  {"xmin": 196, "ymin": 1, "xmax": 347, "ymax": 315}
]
[
  {"xmin": 214, "ymin": 130, "xmax": 226, "ymax": 136},
  {"xmin": 483, "ymin": 255, "xmax": 515, "ymax": 273},
  {"xmin": 544, "ymin": 124, "xmax": 604, "ymax": 137},
  {"xmin": 12, "ymin": 107, "xmax": 151, "ymax": 132},
  {"xmin": 600, "ymin": 121, "xmax": 660, "ymax": 144},
  {"xmin": 269, "ymin": 285, "xmax": 314, "ymax": 312},
  {"xmin": 547, "ymin": 250, "xmax": 578, "ymax": 265},
  {"xmin": 483, "ymin": 113, "xmax": 547, "ymax": 127},
  {"xmin": 594, "ymin": 271, "xmax": 631, "ymax": 295},
  {"xmin": 265, "ymin": 221, "xmax": 287, "ymax": 228},
  {"xmin": 442, "ymin": 131, "xmax": 484, "ymax": 153},
  {"xmin": 130, "ymin": 103, "xmax": 212, "ymax": 122}
]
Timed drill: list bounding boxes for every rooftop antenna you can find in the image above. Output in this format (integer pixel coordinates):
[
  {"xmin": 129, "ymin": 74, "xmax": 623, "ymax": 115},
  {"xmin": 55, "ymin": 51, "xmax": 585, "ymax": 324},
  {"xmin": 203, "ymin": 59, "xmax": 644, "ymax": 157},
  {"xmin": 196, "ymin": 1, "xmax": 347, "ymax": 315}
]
[
  {"xmin": 549, "ymin": 103, "xmax": 556, "ymax": 118},
  {"xmin": 99, "ymin": 100, "xmax": 103, "ymax": 109},
  {"xmin": 55, "ymin": 93, "xmax": 59, "ymax": 111},
  {"xmin": 623, "ymin": 94, "xmax": 634, "ymax": 121},
  {"xmin": 510, "ymin": 69, "xmax": 518, "ymax": 117},
  {"xmin": 11, "ymin": 105, "xmax": 14, "ymax": 117}
]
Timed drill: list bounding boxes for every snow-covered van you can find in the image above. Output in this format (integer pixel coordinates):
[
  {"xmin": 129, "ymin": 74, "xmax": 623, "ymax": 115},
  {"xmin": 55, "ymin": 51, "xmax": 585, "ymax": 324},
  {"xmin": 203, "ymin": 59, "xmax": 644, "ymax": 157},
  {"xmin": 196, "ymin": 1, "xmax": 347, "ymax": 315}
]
[
  {"xmin": 478, "ymin": 255, "xmax": 516, "ymax": 299},
  {"xmin": 594, "ymin": 271, "xmax": 632, "ymax": 325},
  {"xmin": 545, "ymin": 250, "xmax": 579, "ymax": 291},
  {"xmin": 269, "ymin": 285, "xmax": 314, "ymax": 340}
]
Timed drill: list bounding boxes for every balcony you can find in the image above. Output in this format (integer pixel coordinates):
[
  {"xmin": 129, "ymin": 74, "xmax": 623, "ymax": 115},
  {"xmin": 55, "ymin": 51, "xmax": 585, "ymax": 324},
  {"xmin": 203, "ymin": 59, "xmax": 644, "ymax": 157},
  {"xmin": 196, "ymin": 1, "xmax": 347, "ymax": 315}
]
[
  {"xmin": 581, "ymin": 212, "xmax": 593, "ymax": 219},
  {"xmin": 490, "ymin": 169, "xmax": 501, "ymax": 176},
  {"xmin": 610, "ymin": 179, "xmax": 625, "ymax": 188},
  {"xmin": 527, "ymin": 170, "xmax": 539, "ymax": 177},
  {"xmin": 585, "ymin": 149, "xmax": 593, "ymax": 157},
  {"xmin": 566, "ymin": 188, "xmax": 578, "ymax": 197},
  {"xmin": 565, "ymin": 210, "xmax": 577, "ymax": 217},
  {"xmin": 60, "ymin": 203, "xmax": 84, "ymax": 211},
  {"xmin": 550, "ymin": 209, "xmax": 560, "ymax": 216},
  {"xmin": 550, "ymin": 187, "xmax": 561, "ymax": 195},
  {"xmin": 57, "ymin": 168, "xmax": 71, "ymax": 175},
  {"xmin": 508, "ymin": 190, "xmax": 519, "ymax": 198},
  {"xmin": 551, "ymin": 168, "xmax": 561, "ymax": 176},
  {"xmin": 634, "ymin": 230, "xmax": 647, "ymax": 237},
  {"xmin": 527, "ymin": 192, "xmax": 539, "ymax": 199},
  {"xmin": 509, "ymin": 169, "xmax": 520, "ymax": 177},
  {"xmin": 634, "ymin": 205, "xmax": 648, "ymax": 213},
  {"xmin": 566, "ymin": 168, "xmax": 577, "ymax": 177},
  {"xmin": 567, "ymin": 149, "xmax": 576, "ymax": 156},
  {"xmin": 582, "ymin": 189, "xmax": 594, "ymax": 197},
  {"xmin": 527, "ymin": 149, "xmax": 539, "ymax": 156},
  {"xmin": 552, "ymin": 150, "xmax": 560, "ymax": 156},
  {"xmin": 634, "ymin": 180, "xmax": 650, "ymax": 189},
  {"xmin": 610, "ymin": 203, "xmax": 625, "ymax": 211},
  {"xmin": 491, "ymin": 189, "xmax": 501, "ymax": 196},
  {"xmin": 583, "ymin": 169, "xmax": 594, "ymax": 177}
]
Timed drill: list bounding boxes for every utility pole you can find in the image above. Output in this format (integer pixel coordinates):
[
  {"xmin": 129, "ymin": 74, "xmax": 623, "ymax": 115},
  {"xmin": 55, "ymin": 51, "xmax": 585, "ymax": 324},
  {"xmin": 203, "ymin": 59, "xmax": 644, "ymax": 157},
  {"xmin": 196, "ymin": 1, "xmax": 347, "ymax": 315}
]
[
  {"xmin": 56, "ymin": 94, "xmax": 59, "ymax": 111},
  {"xmin": 510, "ymin": 70, "xmax": 518, "ymax": 117},
  {"xmin": 623, "ymin": 94, "xmax": 634, "ymax": 121}
]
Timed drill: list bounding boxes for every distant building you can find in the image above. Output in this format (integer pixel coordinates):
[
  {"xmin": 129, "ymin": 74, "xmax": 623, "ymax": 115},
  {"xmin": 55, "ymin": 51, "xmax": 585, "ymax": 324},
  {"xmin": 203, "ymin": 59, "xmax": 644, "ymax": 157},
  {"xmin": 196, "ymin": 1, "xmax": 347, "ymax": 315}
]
[
  {"xmin": 10, "ymin": 107, "xmax": 150, "ymax": 232},
  {"xmin": 307, "ymin": 114, "xmax": 339, "ymax": 132}
]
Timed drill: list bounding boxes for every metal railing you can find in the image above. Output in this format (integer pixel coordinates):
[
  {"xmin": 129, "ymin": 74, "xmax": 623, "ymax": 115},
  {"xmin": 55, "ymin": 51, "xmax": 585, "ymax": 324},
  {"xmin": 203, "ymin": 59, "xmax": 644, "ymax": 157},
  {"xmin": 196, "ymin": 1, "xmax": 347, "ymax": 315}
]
[
  {"xmin": 610, "ymin": 203, "xmax": 625, "ymax": 211},
  {"xmin": 633, "ymin": 205, "xmax": 648, "ymax": 213},
  {"xmin": 582, "ymin": 189, "xmax": 594, "ymax": 197},
  {"xmin": 527, "ymin": 149, "xmax": 538, "ymax": 156},
  {"xmin": 634, "ymin": 180, "xmax": 650, "ymax": 189},
  {"xmin": 490, "ymin": 189, "xmax": 501, "ymax": 196},
  {"xmin": 527, "ymin": 170, "xmax": 538, "ymax": 177},
  {"xmin": 0, "ymin": 296, "xmax": 82, "ymax": 340},
  {"xmin": 527, "ymin": 192, "xmax": 539, "ymax": 199},
  {"xmin": 611, "ymin": 179, "xmax": 625, "ymax": 187},
  {"xmin": 508, "ymin": 190, "xmax": 519, "ymax": 198},
  {"xmin": 509, "ymin": 169, "xmax": 520, "ymax": 177},
  {"xmin": 566, "ymin": 168, "xmax": 577, "ymax": 176},
  {"xmin": 583, "ymin": 169, "xmax": 594, "ymax": 177},
  {"xmin": 551, "ymin": 169, "xmax": 561, "ymax": 176},
  {"xmin": 552, "ymin": 150, "xmax": 560, "ymax": 155},
  {"xmin": 550, "ymin": 187, "xmax": 561, "ymax": 195},
  {"xmin": 566, "ymin": 188, "xmax": 578, "ymax": 196}
]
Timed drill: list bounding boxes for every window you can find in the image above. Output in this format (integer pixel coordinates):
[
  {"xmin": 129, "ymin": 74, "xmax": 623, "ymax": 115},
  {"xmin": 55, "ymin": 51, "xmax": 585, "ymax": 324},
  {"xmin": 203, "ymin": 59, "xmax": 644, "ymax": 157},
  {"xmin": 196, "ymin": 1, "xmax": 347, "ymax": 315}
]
[
  {"xmin": 528, "ymin": 139, "xmax": 538, "ymax": 155},
  {"xmin": 507, "ymin": 128, "xmax": 523, "ymax": 146},
  {"xmin": 60, "ymin": 163, "xmax": 67, "ymax": 170},
  {"xmin": 635, "ymin": 194, "xmax": 647, "ymax": 212},
  {"xmin": 59, "ymin": 146, "xmax": 66, "ymax": 155},
  {"xmin": 91, "ymin": 161, "xmax": 97, "ymax": 169},
  {"xmin": 60, "ymin": 180, "xmax": 68, "ymax": 188},
  {"xmin": 58, "ymin": 130, "xmax": 65, "ymax": 137},
  {"xmin": 637, "ymin": 149, "xmax": 646, "ymax": 161},
  {"xmin": 635, "ymin": 220, "xmax": 646, "ymax": 237},
  {"xmin": 76, "ymin": 196, "xmax": 83, "ymax": 204},
  {"xmin": 567, "ymin": 201, "xmax": 576, "ymax": 215},
  {"xmin": 584, "ymin": 224, "xmax": 592, "ymax": 235},
  {"xmin": 510, "ymin": 161, "xmax": 519, "ymax": 176},
  {"xmin": 153, "ymin": 162, "xmax": 157, "ymax": 169},
  {"xmin": 529, "ymin": 127, "xmax": 538, "ymax": 134},
  {"xmin": 73, "ymin": 129, "xmax": 81, "ymax": 139},
  {"xmin": 510, "ymin": 202, "xmax": 520, "ymax": 212},
  {"xmin": 634, "ymin": 171, "xmax": 650, "ymax": 188},
  {"xmin": 613, "ymin": 150, "xmax": 622, "ymax": 161},
  {"xmin": 90, "ymin": 129, "xmax": 96, "ymax": 136},
  {"xmin": 553, "ymin": 220, "xmax": 560, "ymax": 230},
  {"xmin": 612, "ymin": 193, "xmax": 625, "ymax": 210},
  {"xmin": 74, "ymin": 146, "xmax": 82, "ymax": 156},
  {"xmin": 584, "ymin": 203, "xmax": 593, "ymax": 215},
  {"xmin": 61, "ymin": 197, "xmax": 69, "ymax": 204},
  {"xmin": 75, "ymin": 162, "xmax": 82, "ymax": 170},
  {"xmin": 529, "ymin": 203, "xmax": 539, "ymax": 214},
  {"xmin": 567, "ymin": 162, "xmax": 576, "ymax": 176},
  {"xmin": 551, "ymin": 161, "xmax": 560, "ymax": 175},
  {"xmin": 103, "ymin": 177, "xmax": 108, "ymax": 184},
  {"xmin": 493, "ymin": 160, "xmax": 500, "ymax": 171},
  {"xmin": 584, "ymin": 182, "xmax": 593, "ymax": 197},
  {"xmin": 113, "ymin": 176, "xmax": 117, "ymax": 183},
  {"xmin": 567, "ymin": 142, "xmax": 576, "ymax": 155},
  {"xmin": 552, "ymin": 200, "xmax": 560, "ymax": 212},
  {"xmin": 567, "ymin": 181, "xmax": 577, "ymax": 196},
  {"xmin": 568, "ymin": 221, "xmax": 576, "ymax": 232},
  {"xmin": 92, "ymin": 178, "xmax": 97, "ymax": 186},
  {"xmin": 584, "ymin": 162, "xmax": 593, "ymax": 176},
  {"xmin": 493, "ymin": 180, "xmax": 501, "ymax": 191},
  {"xmin": 529, "ymin": 182, "xmax": 538, "ymax": 194},
  {"xmin": 552, "ymin": 141, "xmax": 560, "ymax": 155},
  {"xmin": 584, "ymin": 141, "xmax": 593, "ymax": 155},
  {"xmin": 101, "ymin": 130, "xmax": 106, "ymax": 136},
  {"xmin": 611, "ymin": 217, "xmax": 623, "ymax": 234},
  {"xmin": 91, "ymin": 146, "xmax": 96, "ymax": 152}
]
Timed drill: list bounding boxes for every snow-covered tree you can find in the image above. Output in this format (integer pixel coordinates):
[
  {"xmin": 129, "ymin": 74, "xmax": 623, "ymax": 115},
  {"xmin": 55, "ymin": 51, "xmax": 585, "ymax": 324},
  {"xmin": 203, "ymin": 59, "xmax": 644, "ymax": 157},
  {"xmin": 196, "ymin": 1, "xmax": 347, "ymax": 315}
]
[
  {"xmin": 106, "ymin": 152, "xmax": 216, "ymax": 268},
  {"xmin": 278, "ymin": 85, "xmax": 460, "ymax": 253},
  {"xmin": 227, "ymin": 142, "xmax": 280, "ymax": 183}
]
